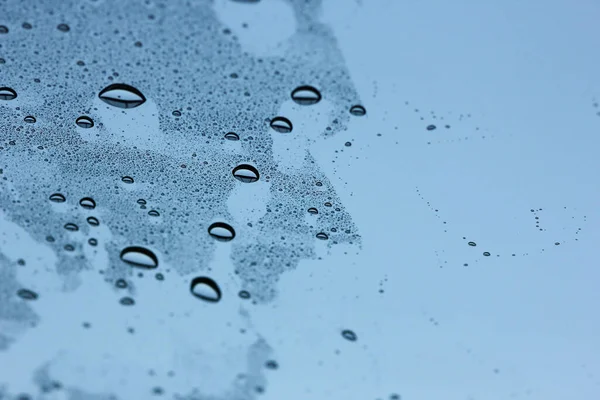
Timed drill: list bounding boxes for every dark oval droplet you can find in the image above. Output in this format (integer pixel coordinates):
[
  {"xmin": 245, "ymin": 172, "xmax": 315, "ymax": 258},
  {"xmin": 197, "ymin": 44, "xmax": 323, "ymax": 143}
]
[
  {"xmin": 341, "ymin": 329, "xmax": 357, "ymax": 341},
  {"xmin": 344, "ymin": 142, "xmax": 351, "ymax": 147},
  {"xmin": 307, "ymin": 207, "xmax": 318, "ymax": 215},
  {"xmin": 0, "ymin": 87, "xmax": 17, "ymax": 100},
  {"xmin": 76, "ymin": 116, "xmax": 94, "ymax": 128},
  {"xmin": 120, "ymin": 246, "xmax": 158, "ymax": 269},
  {"xmin": 22, "ymin": 22, "xmax": 32, "ymax": 30},
  {"xmin": 24, "ymin": 116, "xmax": 36, "ymax": 123},
  {"xmin": 483, "ymin": 251, "xmax": 491, "ymax": 257},
  {"xmin": 224, "ymin": 132, "xmax": 240, "ymax": 141},
  {"xmin": 316, "ymin": 232, "xmax": 329, "ymax": 240},
  {"xmin": 468, "ymin": 241, "xmax": 477, "ymax": 247},
  {"xmin": 349, "ymin": 105, "xmax": 366, "ymax": 116},
  {"xmin": 238, "ymin": 290, "xmax": 251, "ymax": 299},
  {"xmin": 121, "ymin": 176, "xmax": 134, "ymax": 184},
  {"xmin": 115, "ymin": 279, "xmax": 128, "ymax": 289},
  {"xmin": 291, "ymin": 85, "xmax": 322, "ymax": 105},
  {"xmin": 87, "ymin": 216, "xmax": 100, "ymax": 226},
  {"xmin": 232, "ymin": 164, "xmax": 260, "ymax": 183},
  {"xmin": 64, "ymin": 244, "xmax": 75, "ymax": 251},
  {"xmin": 269, "ymin": 116, "xmax": 293, "ymax": 133},
  {"xmin": 172, "ymin": 110, "xmax": 181, "ymax": 117},
  {"xmin": 190, "ymin": 277, "xmax": 222, "ymax": 303},
  {"xmin": 155, "ymin": 273, "xmax": 164, "ymax": 281},
  {"xmin": 119, "ymin": 297, "xmax": 135, "ymax": 306},
  {"xmin": 49, "ymin": 193, "xmax": 66, "ymax": 203},
  {"xmin": 0, "ymin": 26, "xmax": 8, "ymax": 34},
  {"xmin": 64, "ymin": 223, "xmax": 79, "ymax": 231},
  {"xmin": 17, "ymin": 288, "xmax": 38, "ymax": 300},
  {"xmin": 208, "ymin": 222, "xmax": 235, "ymax": 242},
  {"xmin": 88, "ymin": 238, "xmax": 98, "ymax": 246},
  {"xmin": 79, "ymin": 197, "xmax": 96, "ymax": 209},
  {"xmin": 426, "ymin": 124, "xmax": 436, "ymax": 131},
  {"xmin": 57, "ymin": 23, "xmax": 70, "ymax": 32},
  {"xmin": 137, "ymin": 199, "xmax": 147, "ymax": 205},
  {"xmin": 99, "ymin": 83, "xmax": 146, "ymax": 109},
  {"xmin": 265, "ymin": 360, "xmax": 278, "ymax": 370},
  {"xmin": 148, "ymin": 210, "xmax": 160, "ymax": 217}
]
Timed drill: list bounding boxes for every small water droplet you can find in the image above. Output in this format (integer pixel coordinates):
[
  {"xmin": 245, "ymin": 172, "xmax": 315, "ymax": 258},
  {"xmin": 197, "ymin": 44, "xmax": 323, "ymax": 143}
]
[
  {"xmin": 99, "ymin": 83, "xmax": 146, "ymax": 109},
  {"xmin": 224, "ymin": 132, "xmax": 240, "ymax": 141},
  {"xmin": 49, "ymin": 193, "xmax": 66, "ymax": 203},
  {"xmin": 468, "ymin": 241, "xmax": 476, "ymax": 247},
  {"xmin": 17, "ymin": 288, "xmax": 38, "ymax": 300},
  {"xmin": 265, "ymin": 360, "xmax": 278, "ymax": 369},
  {"xmin": 120, "ymin": 246, "xmax": 158, "ymax": 269},
  {"xmin": 24, "ymin": 116, "xmax": 36, "ymax": 123},
  {"xmin": 0, "ymin": 26, "xmax": 8, "ymax": 34},
  {"xmin": 64, "ymin": 223, "xmax": 79, "ymax": 231},
  {"xmin": 137, "ymin": 199, "xmax": 147, "ymax": 205},
  {"xmin": 483, "ymin": 251, "xmax": 491, "ymax": 257},
  {"xmin": 87, "ymin": 216, "xmax": 100, "ymax": 226},
  {"xmin": 148, "ymin": 210, "xmax": 160, "ymax": 217},
  {"xmin": 307, "ymin": 207, "xmax": 318, "ymax": 215},
  {"xmin": 190, "ymin": 277, "xmax": 222, "ymax": 303},
  {"xmin": 64, "ymin": 244, "xmax": 75, "ymax": 251},
  {"xmin": 270, "ymin": 116, "xmax": 293, "ymax": 133},
  {"xmin": 315, "ymin": 181, "xmax": 323, "ymax": 187},
  {"xmin": 232, "ymin": 164, "xmax": 260, "ymax": 183},
  {"xmin": 316, "ymin": 232, "xmax": 329, "ymax": 240},
  {"xmin": 238, "ymin": 290, "xmax": 250, "ymax": 299},
  {"xmin": 349, "ymin": 105, "xmax": 366, "ymax": 116},
  {"xmin": 291, "ymin": 85, "xmax": 322, "ymax": 105},
  {"xmin": 427, "ymin": 124, "xmax": 436, "ymax": 131},
  {"xmin": 79, "ymin": 197, "xmax": 96, "ymax": 209},
  {"xmin": 344, "ymin": 142, "xmax": 351, "ymax": 147},
  {"xmin": 57, "ymin": 23, "xmax": 70, "ymax": 32},
  {"xmin": 121, "ymin": 176, "xmax": 134, "ymax": 184},
  {"xmin": 208, "ymin": 222, "xmax": 235, "ymax": 241},
  {"xmin": 115, "ymin": 279, "xmax": 128, "ymax": 289},
  {"xmin": 341, "ymin": 329, "xmax": 357, "ymax": 341},
  {"xmin": 119, "ymin": 297, "xmax": 135, "ymax": 306},
  {"xmin": 88, "ymin": 238, "xmax": 98, "ymax": 246},
  {"xmin": 0, "ymin": 87, "xmax": 17, "ymax": 100},
  {"xmin": 76, "ymin": 116, "xmax": 94, "ymax": 128},
  {"xmin": 155, "ymin": 273, "xmax": 164, "ymax": 281},
  {"xmin": 22, "ymin": 22, "xmax": 32, "ymax": 30}
]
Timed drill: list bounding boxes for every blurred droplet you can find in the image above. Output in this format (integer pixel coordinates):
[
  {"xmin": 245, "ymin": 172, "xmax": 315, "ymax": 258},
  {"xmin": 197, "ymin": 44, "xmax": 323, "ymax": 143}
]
[
  {"xmin": 232, "ymin": 164, "xmax": 260, "ymax": 183},
  {"xmin": 17, "ymin": 289, "xmax": 38, "ymax": 300},
  {"xmin": 99, "ymin": 83, "xmax": 146, "ymax": 109},
  {"xmin": 270, "ymin": 116, "xmax": 293, "ymax": 133},
  {"xmin": 208, "ymin": 222, "xmax": 235, "ymax": 241},
  {"xmin": 238, "ymin": 290, "xmax": 250, "ymax": 299},
  {"xmin": 76, "ymin": 116, "xmax": 94, "ymax": 128},
  {"xmin": 120, "ymin": 246, "xmax": 158, "ymax": 269},
  {"xmin": 190, "ymin": 277, "xmax": 222, "ymax": 303},
  {"xmin": 115, "ymin": 279, "xmax": 128, "ymax": 289},
  {"xmin": 49, "ymin": 193, "xmax": 66, "ymax": 203},
  {"xmin": 0, "ymin": 26, "xmax": 8, "ymax": 34},
  {"xmin": 22, "ymin": 22, "xmax": 32, "ymax": 30},
  {"xmin": 427, "ymin": 124, "xmax": 436, "ymax": 131},
  {"xmin": 0, "ymin": 87, "xmax": 17, "ymax": 100},
  {"xmin": 120, "ymin": 297, "xmax": 135, "ymax": 306},
  {"xmin": 57, "ymin": 23, "xmax": 70, "ymax": 32},
  {"xmin": 79, "ymin": 197, "xmax": 96, "ymax": 209},
  {"xmin": 349, "ymin": 105, "xmax": 366, "ymax": 116},
  {"xmin": 291, "ymin": 85, "xmax": 321, "ymax": 105},
  {"xmin": 341, "ymin": 329, "xmax": 357, "ymax": 341}
]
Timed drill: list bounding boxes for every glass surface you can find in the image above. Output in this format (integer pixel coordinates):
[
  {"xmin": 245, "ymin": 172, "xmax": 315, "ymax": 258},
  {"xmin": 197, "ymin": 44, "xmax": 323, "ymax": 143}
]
[{"xmin": 1, "ymin": 0, "xmax": 599, "ymax": 399}]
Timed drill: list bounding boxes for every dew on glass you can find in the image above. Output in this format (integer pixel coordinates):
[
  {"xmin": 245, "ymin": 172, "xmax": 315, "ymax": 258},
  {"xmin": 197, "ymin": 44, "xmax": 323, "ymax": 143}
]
[
  {"xmin": 148, "ymin": 210, "xmax": 160, "ymax": 217},
  {"xmin": 17, "ymin": 289, "xmax": 38, "ymax": 300},
  {"xmin": 98, "ymin": 83, "xmax": 146, "ymax": 109},
  {"xmin": 238, "ymin": 290, "xmax": 250, "ymax": 299},
  {"xmin": 64, "ymin": 223, "xmax": 79, "ymax": 231},
  {"xmin": 426, "ymin": 124, "xmax": 436, "ymax": 131},
  {"xmin": 341, "ymin": 329, "xmax": 357, "ymax": 341},
  {"xmin": 64, "ymin": 244, "xmax": 75, "ymax": 251},
  {"xmin": 119, "ymin": 297, "xmax": 135, "ymax": 306},
  {"xmin": 115, "ymin": 279, "xmax": 128, "ymax": 289},
  {"xmin": 208, "ymin": 222, "xmax": 235, "ymax": 241},
  {"xmin": 49, "ymin": 193, "xmax": 66, "ymax": 203},
  {"xmin": 316, "ymin": 232, "xmax": 329, "ymax": 240},
  {"xmin": 468, "ymin": 241, "xmax": 476, "ymax": 247},
  {"xmin": 172, "ymin": 110, "xmax": 181, "ymax": 117},
  {"xmin": 137, "ymin": 199, "xmax": 147, "ymax": 205},
  {"xmin": 79, "ymin": 197, "xmax": 96, "ymax": 210},
  {"xmin": 190, "ymin": 277, "xmax": 222, "ymax": 303},
  {"xmin": 88, "ymin": 238, "xmax": 98, "ymax": 246},
  {"xmin": 87, "ymin": 216, "xmax": 100, "ymax": 226},
  {"xmin": 57, "ymin": 23, "xmax": 70, "ymax": 32},
  {"xmin": 0, "ymin": 26, "xmax": 8, "ymax": 34},
  {"xmin": 224, "ymin": 132, "xmax": 240, "ymax": 141},
  {"xmin": 269, "ymin": 116, "xmax": 293, "ymax": 133},
  {"xmin": 307, "ymin": 207, "xmax": 318, "ymax": 215},
  {"xmin": 232, "ymin": 164, "xmax": 260, "ymax": 183},
  {"xmin": 0, "ymin": 87, "xmax": 17, "ymax": 100},
  {"xmin": 24, "ymin": 116, "xmax": 36, "ymax": 123},
  {"xmin": 121, "ymin": 176, "xmax": 134, "ymax": 184},
  {"xmin": 22, "ymin": 22, "xmax": 32, "ymax": 30},
  {"xmin": 120, "ymin": 246, "xmax": 158, "ymax": 269},
  {"xmin": 76, "ymin": 116, "xmax": 94, "ymax": 128},
  {"xmin": 349, "ymin": 104, "xmax": 366, "ymax": 116},
  {"xmin": 483, "ymin": 251, "xmax": 491, "ymax": 257},
  {"xmin": 291, "ymin": 85, "xmax": 322, "ymax": 105}
]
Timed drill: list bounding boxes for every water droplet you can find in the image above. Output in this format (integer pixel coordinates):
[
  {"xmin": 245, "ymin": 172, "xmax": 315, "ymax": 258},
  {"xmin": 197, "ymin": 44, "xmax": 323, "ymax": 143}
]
[
  {"xmin": 99, "ymin": 83, "xmax": 146, "ymax": 109},
  {"xmin": 49, "ymin": 193, "xmax": 66, "ymax": 203},
  {"xmin": 155, "ymin": 273, "xmax": 164, "ymax": 281},
  {"xmin": 119, "ymin": 297, "xmax": 135, "ymax": 306},
  {"xmin": 483, "ymin": 252, "xmax": 491, "ymax": 257},
  {"xmin": 64, "ymin": 244, "xmax": 75, "ymax": 251},
  {"xmin": 190, "ymin": 277, "xmax": 222, "ymax": 303},
  {"xmin": 468, "ymin": 241, "xmax": 476, "ymax": 247},
  {"xmin": 208, "ymin": 222, "xmax": 235, "ymax": 241},
  {"xmin": 341, "ymin": 329, "xmax": 357, "ymax": 341},
  {"xmin": 172, "ymin": 110, "xmax": 181, "ymax": 117},
  {"xmin": 345, "ymin": 142, "xmax": 351, "ymax": 147},
  {"xmin": 22, "ymin": 22, "xmax": 32, "ymax": 30},
  {"xmin": 349, "ymin": 105, "xmax": 366, "ymax": 116},
  {"xmin": 120, "ymin": 246, "xmax": 158, "ymax": 269},
  {"xmin": 76, "ymin": 116, "xmax": 94, "ymax": 128},
  {"xmin": 79, "ymin": 197, "xmax": 96, "ymax": 209},
  {"xmin": 265, "ymin": 360, "xmax": 278, "ymax": 370},
  {"xmin": 137, "ymin": 199, "xmax": 147, "ymax": 205},
  {"xmin": 64, "ymin": 223, "xmax": 79, "ymax": 231},
  {"xmin": 0, "ymin": 26, "xmax": 8, "ymax": 34},
  {"xmin": 291, "ymin": 85, "xmax": 322, "ymax": 105},
  {"xmin": 148, "ymin": 210, "xmax": 160, "ymax": 217},
  {"xmin": 57, "ymin": 23, "xmax": 70, "ymax": 32},
  {"xmin": 0, "ymin": 87, "xmax": 17, "ymax": 100},
  {"xmin": 307, "ymin": 207, "xmax": 318, "ymax": 215},
  {"xmin": 24, "ymin": 116, "xmax": 36, "ymax": 123},
  {"xmin": 17, "ymin": 289, "xmax": 38, "ymax": 300},
  {"xmin": 224, "ymin": 132, "xmax": 240, "ymax": 141},
  {"xmin": 427, "ymin": 124, "xmax": 436, "ymax": 131},
  {"xmin": 238, "ymin": 290, "xmax": 251, "ymax": 299},
  {"xmin": 88, "ymin": 238, "xmax": 98, "ymax": 246},
  {"xmin": 87, "ymin": 216, "xmax": 100, "ymax": 226},
  {"xmin": 232, "ymin": 164, "xmax": 260, "ymax": 183},
  {"xmin": 316, "ymin": 232, "xmax": 329, "ymax": 240},
  {"xmin": 121, "ymin": 176, "xmax": 134, "ymax": 184},
  {"xmin": 270, "ymin": 116, "xmax": 293, "ymax": 133},
  {"xmin": 115, "ymin": 279, "xmax": 128, "ymax": 289}
]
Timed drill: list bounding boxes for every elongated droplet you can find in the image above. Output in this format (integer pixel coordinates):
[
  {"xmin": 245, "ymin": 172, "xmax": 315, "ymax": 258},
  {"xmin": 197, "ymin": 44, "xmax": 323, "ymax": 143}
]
[
  {"xmin": 17, "ymin": 288, "xmax": 38, "ymax": 300},
  {"xmin": 291, "ymin": 85, "xmax": 321, "ymax": 105},
  {"xmin": 120, "ymin": 246, "xmax": 158, "ymax": 269},
  {"xmin": 87, "ymin": 216, "xmax": 100, "ymax": 226},
  {"xmin": 224, "ymin": 132, "xmax": 240, "ymax": 141},
  {"xmin": 120, "ymin": 297, "xmax": 135, "ymax": 306},
  {"xmin": 341, "ymin": 329, "xmax": 357, "ymax": 341},
  {"xmin": 121, "ymin": 176, "xmax": 134, "ymax": 184},
  {"xmin": 148, "ymin": 210, "xmax": 160, "ymax": 217},
  {"xmin": 79, "ymin": 197, "xmax": 96, "ymax": 209},
  {"xmin": 270, "ymin": 116, "xmax": 293, "ymax": 133},
  {"xmin": 57, "ymin": 23, "xmax": 70, "ymax": 32},
  {"xmin": 24, "ymin": 116, "xmax": 36, "ymax": 123},
  {"xmin": 190, "ymin": 277, "xmax": 222, "ymax": 303},
  {"xmin": 316, "ymin": 232, "xmax": 329, "ymax": 240},
  {"xmin": 232, "ymin": 164, "xmax": 259, "ymax": 183},
  {"xmin": 115, "ymin": 279, "xmax": 128, "ymax": 289},
  {"xmin": 76, "ymin": 116, "xmax": 94, "ymax": 128},
  {"xmin": 349, "ymin": 105, "xmax": 366, "ymax": 116},
  {"xmin": 0, "ymin": 87, "xmax": 17, "ymax": 100},
  {"xmin": 307, "ymin": 207, "xmax": 318, "ymax": 215},
  {"xmin": 64, "ymin": 223, "xmax": 79, "ymax": 231},
  {"xmin": 99, "ymin": 83, "xmax": 146, "ymax": 109},
  {"xmin": 468, "ymin": 241, "xmax": 476, "ymax": 247},
  {"xmin": 208, "ymin": 222, "xmax": 235, "ymax": 241},
  {"xmin": 49, "ymin": 193, "xmax": 66, "ymax": 203}
]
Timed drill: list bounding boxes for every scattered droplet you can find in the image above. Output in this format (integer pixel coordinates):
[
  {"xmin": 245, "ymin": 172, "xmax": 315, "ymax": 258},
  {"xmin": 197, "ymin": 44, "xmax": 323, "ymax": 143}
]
[
  {"xmin": 224, "ymin": 132, "xmax": 240, "ymax": 141},
  {"xmin": 190, "ymin": 277, "xmax": 222, "ymax": 303},
  {"xmin": 120, "ymin": 246, "xmax": 158, "ymax": 269},
  {"xmin": 87, "ymin": 216, "xmax": 100, "ymax": 226},
  {"xmin": 137, "ymin": 199, "xmax": 147, "ymax": 205},
  {"xmin": 99, "ymin": 83, "xmax": 146, "ymax": 109},
  {"xmin": 468, "ymin": 241, "xmax": 476, "ymax": 247},
  {"xmin": 316, "ymin": 232, "xmax": 329, "ymax": 240},
  {"xmin": 49, "ymin": 193, "xmax": 66, "ymax": 203},
  {"xmin": 57, "ymin": 23, "xmax": 70, "ymax": 32},
  {"xmin": 426, "ymin": 124, "xmax": 436, "ymax": 131},
  {"xmin": 269, "ymin": 116, "xmax": 293, "ymax": 133},
  {"xmin": 291, "ymin": 85, "xmax": 322, "ymax": 105},
  {"xmin": 22, "ymin": 22, "xmax": 32, "ymax": 30},
  {"xmin": 24, "ymin": 116, "xmax": 36, "ymax": 123},
  {"xmin": 483, "ymin": 251, "xmax": 491, "ymax": 257},
  {"xmin": 0, "ymin": 26, "xmax": 8, "ymax": 34},
  {"xmin": 121, "ymin": 176, "xmax": 134, "ymax": 184},
  {"xmin": 345, "ymin": 142, "xmax": 351, "ymax": 147},
  {"xmin": 208, "ymin": 222, "xmax": 235, "ymax": 241},
  {"xmin": 349, "ymin": 105, "xmax": 366, "ymax": 116},
  {"xmin": 64, "ymin": 223, "xmax": 79, "ymax": 231},
  {"xmin": 307, "ymin": 207, "xmax": 318, "ymax": 215},
  {"xmin": 0, "ymin": 87, "xmax": 17, "ymax": 100},
  {"xmin": 341, "ymin": 329, "xmax": 357, "ymax": 341},
  {"xmin": 17, "ymin": 289, "xmax": 38, "ymax": 300},
  {"xmin": 148, "ymin": 210, "xmax": 160, "ymax": 217},
  {"xmin": 88, "ymin": 238, "xmax": 98, "ymax": 246},
  {"xmin": 265, "ymin": 360, "xmax": 278, "ymax": 370},
  {"xmin": 119, "ymin": 297, "xmax": 135, "ymax": 306},
  {"xmin": 64, "ymin": 244, "xmax": 75, "ymax": 251},
  {"xmin": 115, "ymin": 279, "xmax": 128, "ymax": 289},
  {"xmin": 155, "ymin": 273, "xmax": 164, "ymax": 281},
  {"xmin": 232, "ymin": 164, "xmax": 260, "ymax": 183},
  {"xmin": 79, "ymin": 197, "xmax": 96, "ymax": 209},
  {"xmin": 238, "ymin": 290, "xmax": 250, "ymax": 299},
  {"xmin": 76, "ymin": 116, "xmax": 94, "ymax": 128}
]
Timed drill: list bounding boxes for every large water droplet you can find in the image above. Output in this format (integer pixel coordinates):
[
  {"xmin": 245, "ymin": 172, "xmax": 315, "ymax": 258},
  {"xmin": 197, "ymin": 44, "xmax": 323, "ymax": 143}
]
[
  {"xmin": 121, "ymin": 176, "xmax": 134, "ymax": 184},
  {"xmin": 17, "ymin": 288, "xmax": 38, "ymax": 300},
  {"xmin": 64, "ymin": 223, "xmax": 79, "ymax": 231},
  {"xmin": 291, "ymin": 85, "xmax": 321, "ymax": 105},
  {"xmin": 76, "ymin": 116, "xmax": 94, "ymax": 128},
  {"xmin": 148, "ymin": 210, "xmax": 160, "ymax": 217},
  {"xmin": 99, "ymin": 84, "xmax": 146, "ymax": 109},
  {"xmin": 341, "ymin": 329, "xmax": 357, "ymax": 341},
  {"xmin": 79, "ymin": 197, "xmax": 96, "ymax": 209},
  {"xmin": 190, "ymin": 277, "xmax": 222, "ymax": 303},
  {"xmin": 24, "ymin": 116, "xmax": 36, "ymax": 123},
  {"xmin": 208, "ymin": 222, "xmax": 235, "ymax": 241},
  {"xmin": 49, "ymin": 193, "xmax": 66, "ymax": 203},
  {"xmin": 232, "ymin": 164, "xmax": 259, "ymax": 183},
  {"xmin": 316, "ymin": 232, "xmax": 329, "ymax": 240},
  {"xmin": 87, "ymin": 216, "xmax": 100, "ymax": 226},
  {"xmin": 307, "ymin": 207, "xmax": 318, "ymax": 215},
  {"xmin": 349, "ymin": 105, "xmax": 366, "ymax": 116},
  {"xmin": 224, "ymin": 132, "xmax": 240, "ymax": 141},
  {"xmin": 0, "ymin": 87, "xmax": 17, "ymax": 100},
  {"xmin": 270, "ymin": 116, "xmax": 293, "ymax": 133},
  {"xmin": 120, "ymin": 246, "xmax": 158, "ymax": 269}
]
